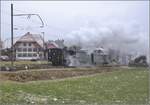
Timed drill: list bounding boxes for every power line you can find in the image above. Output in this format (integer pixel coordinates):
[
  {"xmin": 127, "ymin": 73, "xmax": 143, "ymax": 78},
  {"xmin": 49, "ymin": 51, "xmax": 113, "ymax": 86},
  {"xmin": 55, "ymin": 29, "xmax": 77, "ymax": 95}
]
[
  {"xmin": 14, "ymin": 8, "xmax": 30, "ymax": 14},
  {"xmin": 13, "ymin": 9, "xmax": 45, "ymax": 26},
  {"xmin": 14, "ymin": 9, "xmax": 46, "ymax": 24},
  {"xmin": 2, "ymin": 8, "xmax": 66, "ymax": 31},
  {"xmin": 1, "ymin": 22, "xmax": 25, "ymax": 29},
  {"xmin": 2, "ymin": 8, "xmax": 66, "ymax": 39},
  {"xmin": 1, "ymin": 9, "xmax": 44, "ymax": 29},
  {"xmin": 1, "ymin": 11, "xmax": 41, "ymax": 30},
  {"xmin": 2, "ymin": 8, "xmax": 65, "ymax": 32}
]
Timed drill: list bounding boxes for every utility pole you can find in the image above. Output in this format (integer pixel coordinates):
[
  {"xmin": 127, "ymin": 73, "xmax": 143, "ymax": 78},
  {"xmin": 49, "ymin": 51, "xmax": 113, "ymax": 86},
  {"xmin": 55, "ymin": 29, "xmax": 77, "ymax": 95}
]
[
  {"xmin": 11, "ymin": 3, "xmax": 14, "ymax": 66},
  {"xmin": 41, "ymin": 32, "xmax": 45, "ymax": 60},
  {"xmin": 10, "ymin": 4, "xmax": 44, "ymax": 64},
  {"xmin": 149, "ymin": 22, "xmax": 150, "ymax": 67},
  {"xmin": 41, "ymin": 32, "xmax": 44, "ymax": 42}
]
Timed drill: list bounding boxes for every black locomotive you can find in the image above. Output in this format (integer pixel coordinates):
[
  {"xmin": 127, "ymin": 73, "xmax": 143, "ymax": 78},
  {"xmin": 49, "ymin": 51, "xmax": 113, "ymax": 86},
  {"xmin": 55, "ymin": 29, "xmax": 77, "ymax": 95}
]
[{"xmin": 48, "ymin": 48, "xmax": 64, "ymax": 66}]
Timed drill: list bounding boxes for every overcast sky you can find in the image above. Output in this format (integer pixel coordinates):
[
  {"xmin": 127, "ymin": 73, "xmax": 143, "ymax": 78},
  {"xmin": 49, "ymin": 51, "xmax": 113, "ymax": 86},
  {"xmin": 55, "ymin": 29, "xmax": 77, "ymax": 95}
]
[{"xmin": 1, "ymin": 1, "xmax": 149, "ymax": 56}]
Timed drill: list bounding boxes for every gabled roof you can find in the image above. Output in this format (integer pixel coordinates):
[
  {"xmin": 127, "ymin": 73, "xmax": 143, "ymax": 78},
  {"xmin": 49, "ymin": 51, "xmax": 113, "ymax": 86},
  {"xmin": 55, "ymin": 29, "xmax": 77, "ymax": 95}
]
[
  {"xmin": 47, "ymin": 43, "xmax": 57, "ymax": 49},
  {"xmin": 46, "ymin": 40, "xmax": 65, "ymax": 49},
  {"xmin": 15, "ymin": 32, "xmax": 44, "ymax": 47}
]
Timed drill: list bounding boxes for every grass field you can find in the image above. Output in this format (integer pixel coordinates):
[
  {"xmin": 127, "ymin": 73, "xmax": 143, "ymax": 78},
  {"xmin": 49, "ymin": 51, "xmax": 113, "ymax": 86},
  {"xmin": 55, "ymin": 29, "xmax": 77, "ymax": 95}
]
[
  {"xmin": 0, "ymin": 67, "xmax": 149, "ymax": 105},
  {"xmin": 0, "ymin": 61, "xmax": 48, "ymax": 67},
  {"xmin": 0, "ymin": 61, "xmax": 51, "ymax": 70}
]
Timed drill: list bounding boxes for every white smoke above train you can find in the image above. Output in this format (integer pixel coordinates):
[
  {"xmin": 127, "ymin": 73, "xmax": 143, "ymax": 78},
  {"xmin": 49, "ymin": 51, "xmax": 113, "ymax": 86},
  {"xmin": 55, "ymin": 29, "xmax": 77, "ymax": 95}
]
[{"xmin": 64, "ymin": 22, "xmax": 149, "ymax": 60}]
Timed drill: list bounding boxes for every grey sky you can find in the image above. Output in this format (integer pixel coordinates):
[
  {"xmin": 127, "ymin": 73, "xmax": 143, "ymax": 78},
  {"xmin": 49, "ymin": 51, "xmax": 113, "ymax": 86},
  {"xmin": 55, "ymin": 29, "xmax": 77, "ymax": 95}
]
[{"xmin": 1, "ymin": 1, "xmax": 149, "ymax": 56}]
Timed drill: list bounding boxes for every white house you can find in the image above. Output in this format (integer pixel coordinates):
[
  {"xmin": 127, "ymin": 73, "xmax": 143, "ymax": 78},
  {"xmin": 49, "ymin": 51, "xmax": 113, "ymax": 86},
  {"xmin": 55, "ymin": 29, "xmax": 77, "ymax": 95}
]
[{"xmin": 14, "ymin": 32, "xmax": 44, "ymax": 60}]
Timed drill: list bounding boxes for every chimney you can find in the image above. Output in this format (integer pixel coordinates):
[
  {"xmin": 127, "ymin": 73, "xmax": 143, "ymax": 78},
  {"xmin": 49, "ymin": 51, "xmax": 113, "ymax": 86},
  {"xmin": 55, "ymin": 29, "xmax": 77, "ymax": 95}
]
[{"xmin": 27, "ymin": 32, "xmax": 30, "ymax": 35}]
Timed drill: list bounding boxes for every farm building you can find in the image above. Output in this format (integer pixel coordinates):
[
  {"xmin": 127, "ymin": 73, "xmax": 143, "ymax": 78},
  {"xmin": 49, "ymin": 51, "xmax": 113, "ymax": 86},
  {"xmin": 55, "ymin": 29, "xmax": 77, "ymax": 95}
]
[{"xmin": 13, "ymin": 32, "xmax": 44, "ymax": 60}]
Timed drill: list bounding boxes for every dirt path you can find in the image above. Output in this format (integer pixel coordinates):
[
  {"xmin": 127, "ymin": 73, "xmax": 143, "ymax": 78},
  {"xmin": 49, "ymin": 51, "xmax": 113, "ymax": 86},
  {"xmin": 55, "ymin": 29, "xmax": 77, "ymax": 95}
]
[{"xmin": 0, "ymin": 67, "xmax": 118, "ymax": 82}]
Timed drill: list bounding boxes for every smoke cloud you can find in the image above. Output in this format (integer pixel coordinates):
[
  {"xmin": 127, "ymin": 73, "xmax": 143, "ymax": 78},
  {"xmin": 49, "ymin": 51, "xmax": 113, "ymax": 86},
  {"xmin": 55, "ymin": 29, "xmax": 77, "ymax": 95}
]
[{"xmin": 64, "ymin": 21, "xmax": 148, "ymax": 57}]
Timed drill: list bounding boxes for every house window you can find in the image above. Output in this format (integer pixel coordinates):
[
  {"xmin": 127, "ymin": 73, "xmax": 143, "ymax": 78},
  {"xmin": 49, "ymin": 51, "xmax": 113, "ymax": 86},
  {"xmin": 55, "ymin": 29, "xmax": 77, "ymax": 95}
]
[
  {"xmin": 17, "ymin": 53, "xmax": 22, "ymax": 57},
  {"xmin": 23, "ymin": 48, "xmax": 27, "ymax": 52},
  {"xmin": 22, "ymin": 53, "xmax": 27, "ymax": 57},
  {"xmin": 28, "ymin": 48, "xmax": 32, "ymax": 52},
  {"xmin": 33, "ymin": 53, "xmax": 37, "ymax": 57},
  {"xmin": 38, "ymin": 48, "xmax": 42, "ymax": 51},
  {"xmin": 17, "ymin": 48, "xmax": 22, "ymax": 52},
  {"xmin": 28, "ymin": 53, "xmax": 32, "ymax": 57},
  {"xmin": 33, "ymin": 48, "xmax": 37, "ymax": 52},
  {"xmin": 29, "ymin": 43, "xmax": 31, "ymax": 46},
  {"xmin": 23, "ymin": 43, "xmax": 26, "ymax": 46}
]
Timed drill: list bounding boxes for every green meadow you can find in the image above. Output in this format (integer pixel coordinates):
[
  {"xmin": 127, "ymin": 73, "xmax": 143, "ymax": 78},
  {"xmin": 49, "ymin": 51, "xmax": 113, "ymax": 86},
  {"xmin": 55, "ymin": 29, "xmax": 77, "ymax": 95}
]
[{"xmin": 0, "ymin": 67, "xmax": 149, "ymax": 105}]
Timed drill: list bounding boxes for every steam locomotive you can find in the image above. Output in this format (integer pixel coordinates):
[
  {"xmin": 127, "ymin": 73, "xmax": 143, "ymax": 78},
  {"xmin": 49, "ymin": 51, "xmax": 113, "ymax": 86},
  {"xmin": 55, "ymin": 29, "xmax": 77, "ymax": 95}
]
[{"xmin": 47, "ymin": 48, "xmax": 109, "ymax": 67}]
